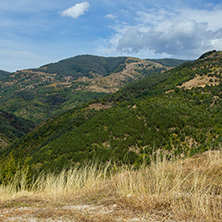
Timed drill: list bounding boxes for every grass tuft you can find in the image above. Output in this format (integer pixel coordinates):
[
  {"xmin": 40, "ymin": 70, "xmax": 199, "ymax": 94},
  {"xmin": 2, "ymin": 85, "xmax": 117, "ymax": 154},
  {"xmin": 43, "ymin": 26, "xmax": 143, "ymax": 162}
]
[{"xmin": 0, "ymin": 151, "xmax": 221, "ymax": 221}]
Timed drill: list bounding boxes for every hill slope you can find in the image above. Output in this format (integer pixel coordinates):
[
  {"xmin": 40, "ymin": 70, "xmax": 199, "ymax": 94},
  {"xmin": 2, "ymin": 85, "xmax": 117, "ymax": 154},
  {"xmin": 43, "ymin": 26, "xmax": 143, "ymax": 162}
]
[
  {"xmin": 38, "ymin": 55, "xmax": 128, "ymax": 77},
  {"xmin": 0, "ymin": 69, "xmax": 10, "ymax": 80},
  {"xmin": 0, "ymin": 110, "xmax": 34, "ymax": 149},
  {"xmin": 0, "ymin": 51, "xmax": 221, "ymax": 177},
  {"xmin": 0, "ymin": 55, "xmax": 175, "ymax": 124},
  {"xmin": 149, "ymin": 58, "xmax": 191, "ymax": 67},
  {"xmin": 0, "ymin": 151, "xmax": 221, "ymax": 222}
]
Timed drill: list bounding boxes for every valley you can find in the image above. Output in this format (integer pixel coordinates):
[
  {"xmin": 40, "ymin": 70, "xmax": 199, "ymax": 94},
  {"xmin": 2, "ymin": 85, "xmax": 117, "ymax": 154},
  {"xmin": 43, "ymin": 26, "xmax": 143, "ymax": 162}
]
[
  {"xmin": 0, "ymin": 50, "xmax": 221, "ymax": 172},
  {"xmin": 0, "ymin": 51, "xmax": 221, "ymax": 221},
  {"xmin": 0, "ymin": 55, "xmax": 177, "ymax": 125},
  {"xmin": 1, "ymin": 0, "xmax": 222, "ymax": 220}
]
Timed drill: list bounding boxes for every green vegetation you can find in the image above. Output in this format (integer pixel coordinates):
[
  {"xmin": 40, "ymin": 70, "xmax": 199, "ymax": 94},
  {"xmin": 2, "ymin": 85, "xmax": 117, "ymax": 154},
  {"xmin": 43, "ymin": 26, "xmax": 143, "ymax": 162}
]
[
  {"xmin": 0, "ymin": 55, "xmax": 175, "ymax": 124},
  {"xmin": 0, "ymin": 110, "xmax": 34, "ymax": 149},
  {"xmin": 199, "ymin": 49, "xmax": 217, "ymax": 59},
  {"xmin": 0, "ymin": 51, "xmax": 221, "ymax": 222},
  {"xmin": 37, "ymin": 55, "xmax": 128, "ymax": 78},
  {"xmin": 105, "ymin": 70, "xmax": 171, "ymax": 102},
  {"xmin": 0, "ymin": 51, "xmax": 221, "ymax": 181},
  {"xmin": 0, "ymin": 83, "xmax": 106, "ymax": 125},
  {"xmin": 0, "ymin": 69, "xmax": 10, "ymax": 80},
  {"xmin": 107, "ymin": 52, "xmax": 222, "ymax": 102},
  {"xmin": 149, "ymin": 58, "xmax": 191, "ymax": 67}
]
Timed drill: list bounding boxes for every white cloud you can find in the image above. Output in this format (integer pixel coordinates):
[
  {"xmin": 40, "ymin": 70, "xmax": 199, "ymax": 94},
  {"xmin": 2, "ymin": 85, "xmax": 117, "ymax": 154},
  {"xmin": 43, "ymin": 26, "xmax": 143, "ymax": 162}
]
[
  {"xmin": 119, "ymin": 20, "xmax": 213, "ymax": 55},
  {"xmin": 105, "ymin": 14, "xmax": 117, "ymax": 19},
  {"xmin": 116, "ymin": 20, "xmax": 219, "ymax": 58},
  {"xmin": 61, "ymin": 2, "xmax": 90, "ymax": 19},
  {"xmin": 99, "ymin": 6, "xmax": 222, "ymax": 59},
  {"xmin": 179, "ymin": 8, "xmax": 222, "ymax": 31}
]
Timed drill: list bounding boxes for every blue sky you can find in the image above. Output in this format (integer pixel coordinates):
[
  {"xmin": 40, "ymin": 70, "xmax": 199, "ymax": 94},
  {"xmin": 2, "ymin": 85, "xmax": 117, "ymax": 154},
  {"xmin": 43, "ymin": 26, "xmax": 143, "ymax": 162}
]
[{"xmin": 1, "ymin": 0, "xmax": 222, "ymax": 71}]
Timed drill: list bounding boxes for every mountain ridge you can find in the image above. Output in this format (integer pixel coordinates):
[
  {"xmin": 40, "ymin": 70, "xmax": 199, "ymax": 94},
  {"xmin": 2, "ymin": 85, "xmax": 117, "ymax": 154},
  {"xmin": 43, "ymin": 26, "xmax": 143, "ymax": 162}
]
[
  {"xmin": 0, "ymin": 51, "xmax": 221, "ymax": 177},
  {"xmin": 0, "ymin": 69, "xmax": 10, "ymax": 80},
  {"xmin": 0, "ymin": 110, "xmax": 34, "ymax": 149},
  {"xmin": 0, "ymin": 55, "xmax": 184, "ymax": 124}
]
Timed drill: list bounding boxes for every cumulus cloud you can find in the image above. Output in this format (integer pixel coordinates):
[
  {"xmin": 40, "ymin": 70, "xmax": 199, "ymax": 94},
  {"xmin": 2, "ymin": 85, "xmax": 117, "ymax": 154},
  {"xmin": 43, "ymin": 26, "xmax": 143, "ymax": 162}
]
[
  {"xmin": 101, "ymin": 6, "xmax": 222, "ymax": 59},
  {"xmin": 117, "ymin": 19, "xmax": 213, "ymax": 55},
  {"xmin": 61, "ymin": 2, "xmax": 90, "ymax": 19},
  {"xmin": 179, "ymin": 8, "xmax": 222, "ymax": 31},
  {"xmin": 105, "ymin": 14, "xmax": 117, "ymax": 19}
]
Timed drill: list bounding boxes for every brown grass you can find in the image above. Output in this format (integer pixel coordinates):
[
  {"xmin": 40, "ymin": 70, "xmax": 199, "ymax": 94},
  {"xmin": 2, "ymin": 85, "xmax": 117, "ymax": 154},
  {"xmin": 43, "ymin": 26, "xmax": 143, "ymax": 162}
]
[
  {"xmin": 0, "ymin": 151, "xmax": 221, "ymax": 221},
  {"xmin": 179, "ymin": 75, "xmax": 220, "ymax": 89},
  {"xmin": 114, "ymin": 150, "xmax": 222, "ymax": 221}
]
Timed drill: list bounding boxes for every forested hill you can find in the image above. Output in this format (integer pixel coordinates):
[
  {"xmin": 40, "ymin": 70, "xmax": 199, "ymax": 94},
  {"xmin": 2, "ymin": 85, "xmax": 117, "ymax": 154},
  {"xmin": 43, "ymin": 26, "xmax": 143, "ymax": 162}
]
[
  {"xmin": 0, "ymin": 50, "xmax": 221, "ymax": 178},
  {"xmin": 0, "ymin": 69, "xmax": 10, "ymax": 80},
  {"xmin": 37, "ymin": 55, "xmax": 187, "ymax": 77},
  {"xmin": 37, "ymin": 55, "xmax": 128, "ymax": 77},
  {"xmin": 149, "ymin": 58, "xmax": 191, "ymax": 67},
  {"xmin": 0, "ymin": 110, "xmax": 34, "ymax": 149},
  {"xmin": 106, "ymin": 50, "xmax": 220, "ymax": 102},
  {"xmin": 0, "ymin": 55, "xmax": 178, "ymax": 125}
]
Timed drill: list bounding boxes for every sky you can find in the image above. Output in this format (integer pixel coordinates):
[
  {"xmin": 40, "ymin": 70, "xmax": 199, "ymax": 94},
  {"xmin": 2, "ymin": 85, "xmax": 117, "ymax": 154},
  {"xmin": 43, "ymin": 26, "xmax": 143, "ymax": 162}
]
[{"xmin": 1, "ymin": 0, "xmax": 222, "ymax": 72}]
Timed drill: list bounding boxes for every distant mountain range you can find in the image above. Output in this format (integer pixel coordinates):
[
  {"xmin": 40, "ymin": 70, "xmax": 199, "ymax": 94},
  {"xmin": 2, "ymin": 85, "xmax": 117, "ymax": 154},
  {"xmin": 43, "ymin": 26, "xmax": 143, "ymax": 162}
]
[
  {"xmin": 0, "ymin": 55, "xmax": 186, "ymax": 125},
  {"xmin": 149, "ymin": 58, "xmax": 190, "ymax": 67},
  {"xmin": 0, "ymin": 50, "xmax": 221, "ymax": 177}
]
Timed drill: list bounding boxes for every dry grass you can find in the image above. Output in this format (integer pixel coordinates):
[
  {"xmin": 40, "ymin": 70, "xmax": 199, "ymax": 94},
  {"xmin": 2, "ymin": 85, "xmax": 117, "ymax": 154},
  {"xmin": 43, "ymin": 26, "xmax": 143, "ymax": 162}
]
[
  {"xmin": 114, "ymin": 150, "xmax": 222, "ymax": 221},
  {"xmin": 0, "ymin": 151, "xmax": 221, "ymax": 221}
]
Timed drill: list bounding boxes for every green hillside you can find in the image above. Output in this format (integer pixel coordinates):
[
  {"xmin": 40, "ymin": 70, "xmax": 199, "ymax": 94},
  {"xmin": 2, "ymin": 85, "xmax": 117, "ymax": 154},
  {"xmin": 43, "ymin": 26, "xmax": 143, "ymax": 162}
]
[
  {"xmin": 0, "ymin": 110, "xmax": 34, "ymax": 149},
  {"xmin": 38, "ymin": 55, "xmax": 128, "ymax": 78},
  {"xmin": 149, "ymin": 58, "xmax": 191, "ymax": 67},
  {"xmin": 0, "ymin": 69, "xmax": 10, "ymax": 80},
  {"xmin": 107, "ymin": 51, "xmax": 220, "ymax": 102},
  {"xmin": 0, "ymin": 55, "xmax": 173, "ymax": 125},
  {"xmin": 0, "ymin": 50, "xmax": 221, "ymax": 180},
  {"xmin": 39, "ymin": 55, "xmax": 184, "ymax": 77}
]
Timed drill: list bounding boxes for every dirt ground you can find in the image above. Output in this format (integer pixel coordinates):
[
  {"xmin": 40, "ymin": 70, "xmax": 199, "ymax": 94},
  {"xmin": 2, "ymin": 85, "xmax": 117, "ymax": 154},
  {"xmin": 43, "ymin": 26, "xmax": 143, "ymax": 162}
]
[{"xmin": 0, "ymin": 197, "xmax": 174, "ymax": 222}]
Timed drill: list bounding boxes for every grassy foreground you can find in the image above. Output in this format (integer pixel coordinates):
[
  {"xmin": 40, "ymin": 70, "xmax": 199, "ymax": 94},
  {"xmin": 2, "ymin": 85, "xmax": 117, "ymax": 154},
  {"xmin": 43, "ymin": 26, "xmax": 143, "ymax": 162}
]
[{"xmin": 0, "ymin": 150, "xmax": 221, "ymax": 221}]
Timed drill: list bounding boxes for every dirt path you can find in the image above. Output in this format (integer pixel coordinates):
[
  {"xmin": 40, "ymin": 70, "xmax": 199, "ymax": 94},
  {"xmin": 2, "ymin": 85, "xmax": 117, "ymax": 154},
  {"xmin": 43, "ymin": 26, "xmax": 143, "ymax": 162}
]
[{"xmin": 0, "ymin": 202, "xmax": 175, "ymax": 222}]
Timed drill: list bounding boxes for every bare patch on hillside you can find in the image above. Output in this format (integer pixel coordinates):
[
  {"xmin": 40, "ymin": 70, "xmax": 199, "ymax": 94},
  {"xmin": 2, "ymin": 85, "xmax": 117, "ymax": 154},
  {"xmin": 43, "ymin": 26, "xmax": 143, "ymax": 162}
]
[
  {"xmin": 75, "ymin": 58, "xmax": 167, "ymax": 93},
  {"xmin": 88, "ymin": 103, "xmax": 113, "ymax": 110},
  {"xmin": 179, "ymin": 75, "xmax": 220, "ymax": 89},
  {"xmin": 0, "ymin": 137, "xmax": 8, "ymax": 149}
]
